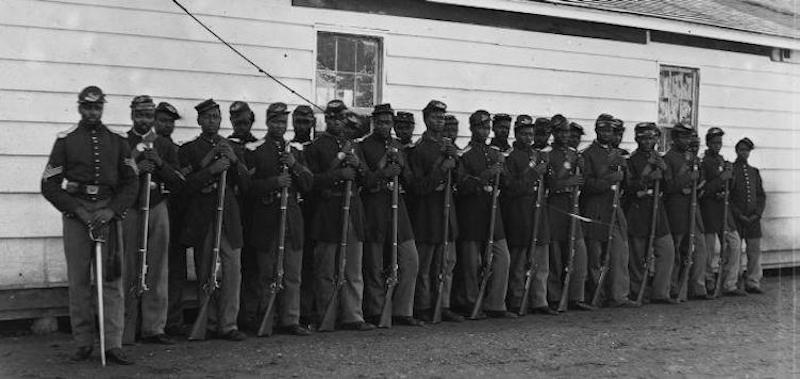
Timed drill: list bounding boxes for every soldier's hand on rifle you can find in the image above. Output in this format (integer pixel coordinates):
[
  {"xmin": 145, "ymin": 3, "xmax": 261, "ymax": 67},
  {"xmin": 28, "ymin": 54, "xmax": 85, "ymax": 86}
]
[
  {"xmin": 606, "ymin": 170, "xmax": 624, "ymax": 183},
  {"xmin": 440, "ymin": 157, "xmax": 456, "ymax": 172},
  {"xmin": 648, "ymin": 168, "xmax": 663, "ymax": 181},
  {"xmin": 720, "ymin": 167, "xmax": 733, "ymax": 181},
  {"xmin": 533, "ymin": 161, "xmax": 548, "ymax": 176},
  {"xmin": 215, "ymin": 142, "xmax": 238, "ymax": 164},
  {"xmin": 336, "ymin": 167, "xmax": 356, "ymax": 181},
  {"xmin": 91, "ymin": 207, "xmax": 116, "ymax": 227},
  {"xmin": 137, "ymin": 159, "xmax": 156, "ymax": 174},
  {"xmin": 280, "ymin": 151, "xmax": 296, "ymax": 168},
  {"xmin": 74, "ymin": 207, "xmax": 92, "ymax": 225},
  {"xmin": 382, "ymin": 162, "xmax": 402, "ymax": 178},
  {"xmin": 277, "ymin": 172, "xmax": 292, "ymax": 188},
  {"xmin": 143, "ymin": 149, "xmax": 163, "ymax": 168},
  {"xmin": 687, "ymin": 169, "xmax": 700, "ymax": 181},
  {"xmin": 344, "ymin": 152, "xmax": 360, "ymax": 168},
  {"xmin": 208, "ymin": 157, "xmax": 231, "ymax": 174}
]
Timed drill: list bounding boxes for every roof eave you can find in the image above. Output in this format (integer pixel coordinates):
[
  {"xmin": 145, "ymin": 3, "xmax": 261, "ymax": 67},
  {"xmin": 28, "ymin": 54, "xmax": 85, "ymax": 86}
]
[{"xmin": 428, "ymin": 0, "xmax": 800, "ymax": 50}]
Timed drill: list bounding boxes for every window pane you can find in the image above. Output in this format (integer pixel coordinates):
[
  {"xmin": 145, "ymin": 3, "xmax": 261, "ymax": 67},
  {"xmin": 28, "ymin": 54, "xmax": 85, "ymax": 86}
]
[
  {"xmin": 335, "ymin": 72, "xmax": 355, "ymax": 107},
  {"xmin": 336, "ymin": 37, "xmax": 356, "ymax": 73},
  {"xmin": 316, "ymin": 34, "xmax": 335, "ymax": 71},
  {"xmin": 316, "ymin": 70, "xmax": 337, "ymax": 106},
  {"xmin": 355, "ymin": 75, "xmax": 375, "ymax": 108},
  {"xmin": 679, "ymin": 100, "xmax": 694, "ymax": 125},
  {"xmin": 357, "ymin": 39, "xmax": 378, "ymax": 75},
  {"xmin": 658, "ymin": 97, "xmax": 671, "ymax": 125}
]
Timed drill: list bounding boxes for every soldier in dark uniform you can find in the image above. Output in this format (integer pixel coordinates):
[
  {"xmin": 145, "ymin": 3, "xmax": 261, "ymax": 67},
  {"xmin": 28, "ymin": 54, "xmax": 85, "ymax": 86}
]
[
  {"xmin": 532, "ymin": 117, "xmax": 551, "ymax": 150},
  {"xmin": 155, "ymin": 102, "xmax": 192, "ymax": 336},
  {"xmin": 624, "ymin": 123, "xmax": 675, "ymax": 303},
  {"xmin": 453, "ymin": 110, "xmax": 515, "ymax": 318},
  {"xmin": 359, "ymin": 104, "xmax": 423, "ymax": 327},
  {"xmin": 567, "ymin": 122, "xmax": 584, "ymax": 150},
  {"xmin": 178, "ymin": 99, "xmax": 248, "ymax": 341},
  {"xmin": 122, "ymin": 96, "xmax": 183, "ymax": 345},
  {"xmin": 291, "ymin": 105, "xmax": 318, "ymax": 327},
  {"xmin": 305, "ymin": 100, "xmax": 375, "ymax": 331},
  {"xmin": 663, "ymin": 123, "xmax": 710, "ymax": 301},
  {"xmin": 489, "ymin": 113, "xmax": 512, "ymax": 153},
  {"xmin": 394, "ymin": 111, "xmax": 416, "ymax": 152},
  {"xmin": 700, "ymin": 127, "xmax": 745, "ymax": 296},
  {"xmin": 730, "ymin": 138, "xmax": 766, "ymax": 294},
  {"xmin": 407, "ymin": 100, "xmax": 463, "ymax": 323},
  {"xmin": 41, "ymin": 86, "xmax": 138, "ymax": 364},
  {"xmin": 502, "ymin": 115, "xmax": 557, "ymax": 315},
  {"xmin": 443, "ymin": 114, "xmax": 461, "ymax": 149},
  {"xmin": 580, "ymin": 115, "xmax": 637, "ymax": 307},
  {"xmin": 546, "ymin": 115, "xmax": 593, "ymax": 311},
  {"xmin": 244, "ymin": 102, "xmax": 314, "ymax": 335},
  {"xmin": 225, "ymin": 101, "xmax": 261, "ymax": 331}
]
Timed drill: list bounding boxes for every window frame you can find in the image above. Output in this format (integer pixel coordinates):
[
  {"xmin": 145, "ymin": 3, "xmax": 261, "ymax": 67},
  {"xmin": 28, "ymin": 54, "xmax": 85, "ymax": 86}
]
[
  {"xmin": 313, "ymin": 29, "xmax": 385, "ymax": 114},
  {"xmin": 657, "ymin": 64, "xmax": 700, "ymax": 150}
]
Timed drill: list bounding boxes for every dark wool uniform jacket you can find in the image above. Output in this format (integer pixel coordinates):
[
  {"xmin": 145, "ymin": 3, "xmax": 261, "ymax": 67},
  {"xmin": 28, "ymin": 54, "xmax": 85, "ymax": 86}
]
[
  {"xmin": 500, "ymin": 141, "xmax": 551, "ymax": 247},
  {"xmin": 730, "ymin": 159, "xmax": 766, "ymax": 238},
  {"xmin": 700, "ymin": 151, "xmax": 737, "ymax": 234},
  {"xmin": 304, "ymin": 132, "xmax": 366, "ymax": 243},
  {"xmin": 623, "ymin": 149, "xmax": 671, "ymax": 238},
  {"xmin": 406, "ymin": 132, "xmax": 458, "ymax": 244},
  {"xmin": 228, "ymin": 132, "xmax": 259, "ymax": 239},
  {"xmin": 579, "ymin": 141, "xmax": 628, "ymax": 241},
  {"xmin": 125, "ymin": 129, "xmax": 184, "ymax": 209},
  {"xmin": 547, "ymin": 144, "xmax": 584, "ymax": 242},
  {"xmin": 244, "ymin": 135, "xmax": 313, "ymax": 250},
  {"xmin": 359, "ymin": 134, "xmax": 415, "ymax": 244},
  {"xmin": 178, "ymin": 134, "xmax": 246, "ymax": 249},
  {"xmin": 663, "ymin": 149, "xmax": 705, "ymax": 235},
  {"xmin": 42, "ymin": 121, "xmax": 139, "ymax": 217},
  {"xmin": 455, "ymin": 140, "xmax": 505, "ymax": 242}
]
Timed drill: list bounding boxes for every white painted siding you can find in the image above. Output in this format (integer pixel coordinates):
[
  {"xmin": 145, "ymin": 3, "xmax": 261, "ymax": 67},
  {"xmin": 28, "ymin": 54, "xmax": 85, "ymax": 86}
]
[{"xmin": 0, "ymin": 0, "xmax": 797, "ymax": 290}]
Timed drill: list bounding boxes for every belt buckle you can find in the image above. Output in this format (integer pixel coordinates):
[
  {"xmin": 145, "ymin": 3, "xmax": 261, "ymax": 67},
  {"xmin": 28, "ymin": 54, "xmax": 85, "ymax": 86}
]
[{"xmin": 85, "ymin": 185, "xmax": 99, "ymax": 195}]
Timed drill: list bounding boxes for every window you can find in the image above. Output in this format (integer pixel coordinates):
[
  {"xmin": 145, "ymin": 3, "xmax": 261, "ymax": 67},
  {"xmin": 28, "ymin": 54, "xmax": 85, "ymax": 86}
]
[
  {"xmin": 658, "ymin": 65, "xmax": 699, "ymax": 149},
  {"xmin": 316, "ymin": 32, "xmax": 382, "ymax": 110}
]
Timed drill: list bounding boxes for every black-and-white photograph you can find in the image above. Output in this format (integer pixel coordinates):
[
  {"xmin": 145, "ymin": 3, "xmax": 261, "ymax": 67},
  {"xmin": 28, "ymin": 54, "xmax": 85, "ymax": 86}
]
[{"xmin": 0, "ymin": 0, "xmax": 798, "ymax": 377}]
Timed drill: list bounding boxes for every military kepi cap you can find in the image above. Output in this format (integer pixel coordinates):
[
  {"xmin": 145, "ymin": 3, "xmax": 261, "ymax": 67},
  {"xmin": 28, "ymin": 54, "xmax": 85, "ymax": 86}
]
[
  {"xmin": 549, "ymin": 114, "xmax": 568, "ymax": 131},
  {"xmin": 533, "ymin": 117, "xmax": 551, "ymax": 132},
  {"xmin": 634, "ymin": 122, "xmax": 659, "ymax": 137},
  {"xmin": 130, "ymin": 95, "xmax": 155, "ymax": 111},
  {"xmin": 514, "ymin": 114, "xmax": 533, "ymax": 128},
  {"xmin": 230, "ymin": 101, "xmax": 252, "ymax": 115},
  {"xmin": 493, "ymin": 113, "xmax": 512, "ymax": 123},
  {"xmin": 267, "ymin": 102, "xmax": 290, "ymax": 121},
  {"xmin": 372, "ymin": 103, "xmax": 394, "ymax": 116},
  {"xmin": 78, "ymin": 85, "xmax": 106, "ymax": 104},
  {"xmin": 736, "ymin": 137, "xmax": 754, "ymax": 150},
  {"xmin": 444, "ymin": 114, "xmax": 459, "ymax": 126},
  {"xmin": 195, "ymin": 99, "xmax": 219, "ymax": 114},
  {"xmin": 595, "ymin": 113, "xmax": 615, "ymax": 129},
  {"xmin": 422, "ymin": 100, "xmax": 447, "ymax": 115},
  {"xmin": 395, "ymin": 111, "xmax": 415, "ymax": 124},
  {"xmin": 324, "ymin": 99, "xmax": 347, "ymax": 116},
  {"xmin": 293, "ymin": 105, "xmax": 315, "ymax": 120},
  {"xmin": 156, "ymin": 102, "xmax": 181, "ymax": 119},
  {"xmin": 569, "ymin": 122, "xmax": 585, "ymax": 135},
  {"xmin": 706, "ymin": 127, "xmax": 724, "ymax": 140},
  {"xmin": 469, "ymin": 110, "xmax": 491, "ymax": 126}
]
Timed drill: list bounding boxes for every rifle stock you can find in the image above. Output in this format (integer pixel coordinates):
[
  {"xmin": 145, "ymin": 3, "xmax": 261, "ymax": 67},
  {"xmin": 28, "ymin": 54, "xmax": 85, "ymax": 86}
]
[
  {"xmin": 379, "ymin": 173, "xmax": 400, "ymax": 328},
  {"xmin": 712, "ymin": 176, "xmax": 731, "ymax": 298},
  {"xmin": 557, "ymin": 165, "xmax": 582, "ymax": 313},
  {"xmin": 519, "ymin": 174, "xmax": 545, "ymax": 316},
  {"xmin": 318, "ymin": 179, "xmax": 353, "ymax": 332},
  {"xmin": 432, "ymin": 168, "xmax": 453, "ymax": 324},
  {"xmin": 470, "ymin": 171, "xmax": 502, "ymax": 319},
  {"xmin": 677, "ymin": 160, "xmax": 699, "ymax": 302},
  {"xmin": 136, "ymin": 172, "xmax": 152, "ymax": 297},
  {"xmin": 188, "ymin": 170, "xmax": 227, "ymax": 341},
  {"xmin": 591, "ymin": 165, "xmax": 622, "ymax": 307},
  {"xmin": 636, "ymin": 180, "xmax": 661, "ymax": 305}
]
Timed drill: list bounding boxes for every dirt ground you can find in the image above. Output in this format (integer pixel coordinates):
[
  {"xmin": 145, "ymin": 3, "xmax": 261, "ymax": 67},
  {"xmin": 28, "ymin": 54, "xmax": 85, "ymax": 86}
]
[{"xmin": 0, "ymin": 273, "xmax": 797, "ymax": 378}]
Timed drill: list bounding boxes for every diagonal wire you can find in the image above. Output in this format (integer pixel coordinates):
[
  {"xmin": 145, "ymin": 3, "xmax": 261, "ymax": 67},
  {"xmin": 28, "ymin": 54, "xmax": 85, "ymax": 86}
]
[{"xmin": 171, "ymin": 0, "xmax": 325, "ymax": 112}]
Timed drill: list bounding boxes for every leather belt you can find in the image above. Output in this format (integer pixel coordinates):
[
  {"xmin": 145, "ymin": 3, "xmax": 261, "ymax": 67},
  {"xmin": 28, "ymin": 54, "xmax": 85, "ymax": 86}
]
[{"xmin": 63, "ymin": 181, "xmax": 113, "ymax": 197}]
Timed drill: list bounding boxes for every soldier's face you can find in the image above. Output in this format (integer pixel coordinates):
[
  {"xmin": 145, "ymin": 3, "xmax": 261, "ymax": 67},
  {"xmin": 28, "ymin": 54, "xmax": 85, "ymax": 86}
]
[
  {"xmin": 155, "ymin": 112, "xmax": 176, "ymax": 137},
  {"xmin": 230, "ymin": 112, "xmax": 253, "ymax": 136},
  {"xmin": 373, "ymin": 113, "xmax": 393, "ymax": 139},
  {"xmin": 674, "ymin": 134, "xmax": 692, "ymax": 151},
  {"xmin": 533, "ymin": 130, "xmax": 550, "ymax": 147},
  {"xmin": 707, "ymin": 136, "xmax": 722, "ymax": 155},
  {"xmin": 596, "ymin": 127, "xmax": 614, "ymax": 145},
  {"xmin": 736, "ymin": 146, "xmax": 751, "ymax": 161},
  {"xmin": 636, "ymin": 135, "xmax": 656, "ymax": 152},
  {"xmin": 568, "ymin": 131, "xmax": 582, "ymax": 148},
  {"xmin": 444, "ymin": 124, "xmax": 458, "ymax": 141},
  {"xmin": 492, "ymin": 121, "xmax": 510, "ymax": 139},
  {"xmin": 267, "ymin": 114, "xmax": 288, "ymax": 140},
  {"xmin": 515, "ymin": 127, "xmax": 534, "ymax": 146},
  {"xmin": 78, "ymin": 103, "xmax": 104, "ymax": 124},
  {"xmin": 394, "ymin": 122, "xmax": 414, "ymax": 142},
  {"xmin": 292, "ymin": 116, "xmax": 313, "ymax": 137},
  {"xmin": 424, "ymin": 111, "xmax": 445, "ymax": 133},
  {"xmin": 554, "ymin": 129, "xmax": 570, "ymax": 145},
  {"xmin": 612, "ymin": 131, "xmax": 624, "ymax": 147},
  {"xmin": 197, "ymin": 108, "xmax": 221, "ymax": 136},
  {"xmin": 470, "ymin": 121, "xmax": 491, "ymax": 141},
  {"xmin": 132, "ymin": 108, "xmax": 155, "ymax": 134},
  {"xmin": 325, "ymin": 114, "xmax": 345, "ymax": 136}
]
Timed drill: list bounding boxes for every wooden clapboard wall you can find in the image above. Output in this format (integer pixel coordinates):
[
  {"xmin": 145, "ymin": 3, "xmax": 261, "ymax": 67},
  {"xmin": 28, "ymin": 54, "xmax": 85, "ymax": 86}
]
[{"xmin": 0, "ymin": 0, "xmax": 797, "ymax": 294}]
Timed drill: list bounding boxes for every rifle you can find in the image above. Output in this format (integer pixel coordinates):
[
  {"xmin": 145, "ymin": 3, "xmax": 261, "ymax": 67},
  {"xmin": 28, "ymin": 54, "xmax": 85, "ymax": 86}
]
[
  {"xmin": 89, "ymin": 225, "xmax": 107, "ymax": 367},
  {"xmin": 469, "ymin": 170, "xmax": 502, "ymax": 319},
  {"xmin": 378, "ymin": 160, "xmax": 400, "ymax": 328},
  {"xmin": 431, "ymin": 165, "xmax": 453, "ymax": 324},
  {"xmin": 635, "ymin": 179, "xmax": 661, "ymax": 305},
  {"xmin": 257, "ymin": 142, "xmax": 291, "ymax": 337},
  {"xmin": 677, "ymin": 154, "xmax": 699, "ymax": 302},
  {"xmin": 135, "ymin": 172, "xmax": 152, "ymax": 296},
  {"xmin": 712, "ymin": 170, "xmax": 731, "ymax": 298},
  {"xmin": 557, "ymin": 158, "xmax": 582, "ymax": 313},
  {"xmin": 591, "ymin": 164, "xmax": 622, "ymax": 307},
  {"xmin": 318, "ymin": 179, "xmax": 354, "ymax": 331},
  {"xmin": 188, "ymin": 170, "xmax": 227, "ymax": 341},
  {"xmin": 518, "ymin": 153, "xmax": 546, "ymax": 316}
]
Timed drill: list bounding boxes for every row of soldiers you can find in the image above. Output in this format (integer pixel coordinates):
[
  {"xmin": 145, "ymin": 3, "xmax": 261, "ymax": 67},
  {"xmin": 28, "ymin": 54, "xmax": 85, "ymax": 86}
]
[{"xmin": 41, "ymin": 86, "xmax": 766, "ymax": 365}]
